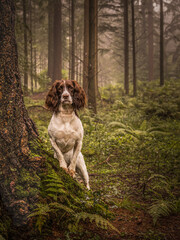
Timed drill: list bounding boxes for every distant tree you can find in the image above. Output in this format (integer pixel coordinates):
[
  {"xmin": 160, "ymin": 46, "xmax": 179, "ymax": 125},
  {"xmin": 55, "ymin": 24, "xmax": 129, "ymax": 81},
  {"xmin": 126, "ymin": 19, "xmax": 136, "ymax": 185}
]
[
  {"xmin": 83, "ymin": 0, "xmax": 89, "ymax": 98},
  {"xmin": 53, "ymin": 0, "xmax": 62, "ymax": 81},
  {"xmin": 131, "ymin": 0, "xmax": 136, "ymax": 96},
  {"xmin": 71, "ymin": 0, "xmax": 75, "ymax": 80},
  {"xmin": 29, "ymin": 0, "xmax": 33, "ymax": 93},
  {"xmin": 160, "ymin": 0, "xmax": 164, "ymax": 86},
  {"xmin": 147, "ymin": 0, "xmax": 154, "ymax": 82},
  {"xmin": 48, "ymin": 0, "xmax": 54, "ymax": 81},
  {"xmin": 124, "ymin": 0, "xmax": 129, "ymax": 94},
  {"xmin": 22, "ymin": 0, "xmax": 28, "ymax": 93},
  {"xmin": 88, "ymin": 0, "xmax": 98, "ymax": 113}
]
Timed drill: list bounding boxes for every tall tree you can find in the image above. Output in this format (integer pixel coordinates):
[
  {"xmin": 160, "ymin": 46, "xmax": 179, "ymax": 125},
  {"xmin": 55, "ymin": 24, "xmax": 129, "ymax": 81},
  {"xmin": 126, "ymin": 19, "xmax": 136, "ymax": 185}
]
[
  {"xmin": 147, "ymin": 0, "xmax": 154, "ymax": 82},
  {"xmin": 124, "ymin": 0, "xmax": 129, "ymax": 94},
  {"xmin": 71, "ymin": 0, "xmax": 75, "ymax": 80},
  {"xmin": 48, "ymin": 0, "xmax": 54, "ymax": 81},
  {"xmin": 131, "ymin": 0, "xmax": 136, "ymax": 96},
  {"xmin": 83, "ymin": 0, "xmax": 89, "ymax": 98},
  {"xmin": 53, "ymin": 0, "xmax": 62, "ymax": 82},
  {"xmin": 29, "ymin": 0, "xmax": 33, "ymax": 93},
  {"xmin": 160, "ymin": 0, "xmax": 164, "ymax": 86},
  {"xmin": 22, "ymin": 0, "xmax": 28, "ymax": 93},
  {"xmin": 0, "ymin": 0, "xmax": 43, "ymax": 226},
  {"xmin": 88, "ymin": 0, "xmax": 98, "ymax": 113}
]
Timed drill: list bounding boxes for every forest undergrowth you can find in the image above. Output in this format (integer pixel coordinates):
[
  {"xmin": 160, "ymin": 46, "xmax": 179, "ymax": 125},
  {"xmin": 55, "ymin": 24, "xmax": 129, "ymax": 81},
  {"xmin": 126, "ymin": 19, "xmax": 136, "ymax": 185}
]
[{"xmin": 6, "ymin": 79, "xmax": 179, "ymax": 240}]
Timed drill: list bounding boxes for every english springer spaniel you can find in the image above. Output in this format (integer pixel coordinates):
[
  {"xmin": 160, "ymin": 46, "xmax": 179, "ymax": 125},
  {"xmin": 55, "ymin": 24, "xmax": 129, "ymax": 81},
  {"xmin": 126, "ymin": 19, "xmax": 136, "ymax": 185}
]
[{"xmin": 45, "ymin": 80, "xmax": 90, "ymax": 190}]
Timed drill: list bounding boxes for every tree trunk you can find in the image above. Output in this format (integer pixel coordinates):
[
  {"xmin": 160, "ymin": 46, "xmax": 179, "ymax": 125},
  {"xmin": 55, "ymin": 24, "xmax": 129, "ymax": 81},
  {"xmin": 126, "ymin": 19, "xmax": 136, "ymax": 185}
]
[
  {"xmin": 23, "ymin": 0, "xmax": 28, "ymax": 93},
  {"xmin": 29, "ymin": 0, "xmax": 33, "ymax": 93},
  {"xmin": 131, "ymin": 0, "xmax": 136, "ymax": 96},
  {"xmin": 147, "ymin": 0, "xmax": 154, "ymax": 82},
  {"xmin": 83, "ymin": 0, "xmax": 89, "ymax": 99},
  {"xmin": 69, "ymin": 0, "xmax": 71, "ymax": 80},
  {"xmin": 88, "ymin": 0, "xmax": 97, "ymax": 113},
  {"xmin": 53, "ymin": 0, "xmax": 62, "ymax": 82},
  {"xmin": 124, "ymin": 0, "xmax": 129, "ymax": 95},
  {"xmin": 71, "ymin": 0, "xmax": 75, "ymax": 80},
  {"xmin": 0, "ymin": 0, "xmax": 43, "ymax": 227},
  {"xmin": 48, "ymin": 0, "xmax": 54, "ymax": 81},
  {"xmin": 160, "ymin": 0, "xmax": 164, "ymax": 86}
]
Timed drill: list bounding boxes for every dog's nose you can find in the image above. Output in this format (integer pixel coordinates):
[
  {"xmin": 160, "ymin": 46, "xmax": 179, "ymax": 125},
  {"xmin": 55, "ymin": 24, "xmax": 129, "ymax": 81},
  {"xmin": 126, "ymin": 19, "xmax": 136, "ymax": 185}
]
[{"xmin": 62, "ymin": 93, "xmax": 69, "ymax": 99}]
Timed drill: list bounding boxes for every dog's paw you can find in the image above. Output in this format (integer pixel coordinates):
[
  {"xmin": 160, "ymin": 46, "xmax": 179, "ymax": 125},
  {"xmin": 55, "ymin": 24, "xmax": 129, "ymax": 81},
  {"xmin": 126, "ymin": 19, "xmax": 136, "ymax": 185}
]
[
  {"xmin": 62, "ymin": 167, "xmax": 69, "ymax": 174},
  {"xmin": 68, "ymin": 169, "xmax": 75, "ymax": 178}
]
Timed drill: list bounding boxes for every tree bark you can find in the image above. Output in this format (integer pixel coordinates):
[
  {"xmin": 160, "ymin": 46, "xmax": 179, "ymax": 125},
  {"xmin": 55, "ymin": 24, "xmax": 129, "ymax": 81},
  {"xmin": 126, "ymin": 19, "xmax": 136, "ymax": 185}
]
[
  {"xmin": 53, "ymin": 0, "xmax": 62, "ymax": 82},
  {"xmin": 124, "ymin": 0, "xmax": 129, "ymax": 95},
  {"xmin": 22, "ymin": 0, "xmax": 28, "ymax": 93},
  {"xmin": 131, "ymin": 0, "xmax": 136, "ymax": 96},
  {"xmin": 0, "ymin": 0, "xmax": 43, "ymax": 227},
  {"xmin": 147, "ymin": 0, "xmax": 154, "ymax": 82},
  {"xmin": 160, "ymin": 0, "xmax": 164, "ymax": 86},
  {"xmin": 88, "ymin": 0, "xmax": 97, "ymax": 113}
]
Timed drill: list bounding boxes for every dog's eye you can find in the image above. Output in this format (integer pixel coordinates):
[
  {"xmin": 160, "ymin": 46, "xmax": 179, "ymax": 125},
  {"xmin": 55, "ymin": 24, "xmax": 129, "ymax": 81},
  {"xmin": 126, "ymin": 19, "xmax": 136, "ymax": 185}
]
[{"xmin": 67, "ymin": 85, "xmax": 73, "ymax": 90}]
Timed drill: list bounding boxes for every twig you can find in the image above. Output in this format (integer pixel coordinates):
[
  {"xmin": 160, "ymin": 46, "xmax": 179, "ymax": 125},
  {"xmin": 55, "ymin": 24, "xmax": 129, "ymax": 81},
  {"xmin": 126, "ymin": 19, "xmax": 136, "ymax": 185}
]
[
  {"xmin": 27, "ymin": 105, "xmax": 50, "ymax": 111},
  {"xmin": 92, "ymin": 156, "xmax": 114, "ymax": 168}
]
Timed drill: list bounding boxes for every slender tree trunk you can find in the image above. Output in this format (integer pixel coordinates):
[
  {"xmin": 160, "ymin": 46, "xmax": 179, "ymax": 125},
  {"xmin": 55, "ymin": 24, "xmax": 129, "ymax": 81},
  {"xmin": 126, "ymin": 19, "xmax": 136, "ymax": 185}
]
[
  {"xmin": 71, "ymin": 0, "xmax": 75, "ymax": 80},
  {"xmin": 95, "ymin": 0, "xmax": 99, "ymax": 97},
  {"xmin": 124, "ymin": 0, "xmax": 129, "ymax": 95},
  {"xmin": 23, "ymin": 0, "xmax": 28, "ymax": 93},
  {"xmin": 88, "ymin": 0, "xmax": 97, "ymax": 113},
  {"xmin": 48, "ymin": 0, "xmax": 54, "ymax": 81},
  {"xmin": 0, "ymin": 0, "xmax": 43, "ymax": 226},
  {"xmin": 147, "ymin": 0, "xmax": 154, "ymax": 82},
  {"xmin": 160, "ymin": 0, "xmax": 164, "ymax": 86},
  {"xmin": 29, "ymin": 0, "xmax": 33, "ymax": 93},
  {"xmin": 33, "ymin": 1, "xmax": 37, "ymax": 89},
  {"xmin": 53, "ymin": 0, "xmax": 62, "ymax": 82},
  {"xmin": 131, "ymin": 0, "xmax": 136, "ymax": 96},
  {"xmin": 83, "ymin": 0, "xmax": 89, "ymax": 99},
  {"xmin": 69, "ymin": 0, "xmax": 71, "ymax": 80}
]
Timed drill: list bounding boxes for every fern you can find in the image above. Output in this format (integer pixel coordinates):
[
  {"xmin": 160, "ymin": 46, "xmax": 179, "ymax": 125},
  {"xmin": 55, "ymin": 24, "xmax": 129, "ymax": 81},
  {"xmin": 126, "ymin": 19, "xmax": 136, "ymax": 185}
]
[
  {"xmin": 74, "ymin": 212, "xmax": 120, "ymax": 234},
  {"xmin": 149, "ymin": 200, "xmax": 177, "ymax": 225}
]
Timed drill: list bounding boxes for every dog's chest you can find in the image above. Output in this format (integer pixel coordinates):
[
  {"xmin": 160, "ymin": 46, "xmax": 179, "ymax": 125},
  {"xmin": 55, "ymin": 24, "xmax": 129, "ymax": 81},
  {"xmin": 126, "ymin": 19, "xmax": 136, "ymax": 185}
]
[{"xmin": 49, "ymin": 117, "xmax": 82, "ymax": 153}]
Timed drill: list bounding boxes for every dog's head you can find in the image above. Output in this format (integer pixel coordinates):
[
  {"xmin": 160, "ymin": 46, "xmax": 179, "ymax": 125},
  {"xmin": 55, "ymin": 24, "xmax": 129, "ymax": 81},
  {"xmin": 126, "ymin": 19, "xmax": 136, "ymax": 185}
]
[{"xmin": 45, "ymin": 80, "xmax": 86, "ymax": 113}]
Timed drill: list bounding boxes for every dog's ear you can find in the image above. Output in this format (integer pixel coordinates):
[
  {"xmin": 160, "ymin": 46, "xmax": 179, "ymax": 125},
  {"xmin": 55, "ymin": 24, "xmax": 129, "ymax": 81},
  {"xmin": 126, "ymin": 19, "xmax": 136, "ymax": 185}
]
[
  {"xmin": 72, "ymin": 80, "xmax": 86, "ymax": 110},
  {"xmin": 45, "ymin": 80, "xmax": 63, "ymax": 112}
]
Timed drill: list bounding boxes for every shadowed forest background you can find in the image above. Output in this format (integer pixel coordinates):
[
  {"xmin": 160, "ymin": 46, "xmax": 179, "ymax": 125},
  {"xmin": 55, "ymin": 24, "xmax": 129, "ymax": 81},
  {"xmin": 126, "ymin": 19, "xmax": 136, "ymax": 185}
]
[{"xmin": 0, "ymin": 0, "xmax": 180, "ymax": 239}]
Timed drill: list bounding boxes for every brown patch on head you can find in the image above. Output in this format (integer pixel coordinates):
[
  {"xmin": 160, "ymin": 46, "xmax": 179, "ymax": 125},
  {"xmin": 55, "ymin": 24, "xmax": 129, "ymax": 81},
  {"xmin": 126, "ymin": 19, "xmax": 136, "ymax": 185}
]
[
  {"xmin": 71, "ymin": 80, "xmax": 86, "ymax": 110},
  {"xmin": 45, "ymin": 80, "xmax": 64, "ymax": 113}
]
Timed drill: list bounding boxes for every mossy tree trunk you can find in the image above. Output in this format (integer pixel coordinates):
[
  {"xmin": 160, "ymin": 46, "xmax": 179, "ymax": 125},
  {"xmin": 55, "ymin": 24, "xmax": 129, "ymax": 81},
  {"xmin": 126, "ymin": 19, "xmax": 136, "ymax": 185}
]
[{"xmin": 0, "ymin": 0, "xmax": 44, "ymax": 227}]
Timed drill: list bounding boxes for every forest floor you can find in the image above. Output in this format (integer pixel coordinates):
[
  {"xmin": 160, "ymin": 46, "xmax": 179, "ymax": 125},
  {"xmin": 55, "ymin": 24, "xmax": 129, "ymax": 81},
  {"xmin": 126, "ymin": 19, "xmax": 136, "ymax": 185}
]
[{"xmin": 24, "ymin": 84, "xmax": 180, "ymax": 240}]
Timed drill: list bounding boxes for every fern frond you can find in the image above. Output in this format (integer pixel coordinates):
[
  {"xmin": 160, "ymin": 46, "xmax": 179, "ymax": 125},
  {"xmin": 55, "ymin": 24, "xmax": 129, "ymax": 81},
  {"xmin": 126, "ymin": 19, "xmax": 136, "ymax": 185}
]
[
  {"xmin": 75, "ymin": 212, "xmax": 120, "ymax": 234},
  {"xmin": 149, "ymin": 200, "xmax": 177, "ymax": 225},
  {"xmin": 28, "ymin": 204, "xmax": 50, "ymax": 218},
  {"xmin": 49, "ymin": 202, "xmax": 75, "ymax": 214},
  {"xmin": 108, "ymin": 122, "xmax": 127, "ymax": 129},
  {"xmin": 45, "ymin": 187, "xmax": 67, "ymax": 195}
]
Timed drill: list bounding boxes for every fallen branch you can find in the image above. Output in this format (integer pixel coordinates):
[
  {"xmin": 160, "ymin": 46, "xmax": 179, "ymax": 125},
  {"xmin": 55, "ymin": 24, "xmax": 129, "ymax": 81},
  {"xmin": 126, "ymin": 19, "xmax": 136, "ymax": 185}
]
[
  {"xmin": 27, "ymin": 105, "xmax": 50, "ymax": 111},
  {"xmin": 92, "ymin": 156, "xmax": 114, "ymax": 168}
]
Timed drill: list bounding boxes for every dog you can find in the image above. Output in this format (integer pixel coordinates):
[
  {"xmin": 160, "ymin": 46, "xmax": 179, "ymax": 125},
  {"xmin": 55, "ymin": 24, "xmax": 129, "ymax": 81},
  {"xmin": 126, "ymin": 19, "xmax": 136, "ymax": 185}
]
[{"xmin": 45, "ymin": 79, "xmax": 90, "ymax": 190}]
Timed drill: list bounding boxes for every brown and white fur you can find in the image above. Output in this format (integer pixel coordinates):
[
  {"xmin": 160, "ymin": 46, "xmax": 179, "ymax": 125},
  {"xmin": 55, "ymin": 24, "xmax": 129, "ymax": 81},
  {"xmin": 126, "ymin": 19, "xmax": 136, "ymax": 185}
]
[{"xmin": 45, "ymin": 80, "xmax": 90, "ymax": 190}]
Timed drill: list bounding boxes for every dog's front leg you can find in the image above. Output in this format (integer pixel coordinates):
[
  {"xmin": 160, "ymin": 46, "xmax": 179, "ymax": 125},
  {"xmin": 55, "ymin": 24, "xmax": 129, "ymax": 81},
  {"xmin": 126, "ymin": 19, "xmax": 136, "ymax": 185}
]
[
  {"xmin": 49, "ymin": 137, "xmax": 68, "ymax": 172},
  {"xmin": 68, "ymin": 140, "xmax": 82, "ymax": 177}
]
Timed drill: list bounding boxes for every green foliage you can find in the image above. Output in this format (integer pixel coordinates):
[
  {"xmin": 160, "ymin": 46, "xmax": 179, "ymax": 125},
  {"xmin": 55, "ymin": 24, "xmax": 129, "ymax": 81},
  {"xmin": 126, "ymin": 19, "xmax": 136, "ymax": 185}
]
[
  {"xmin": 36, "ymin": 69, "xmax": 51, "ymax": 91},
  {"xmin": 149, "ymin": 200, "xmax": 178, "ymax": 225},
  {"xmin": 25, "ymin": 78, "xmax": 180, "ymax": 233},
  {"xmin": 74, "ymin": 212, "xmax": 120, "ymax": 234}
]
